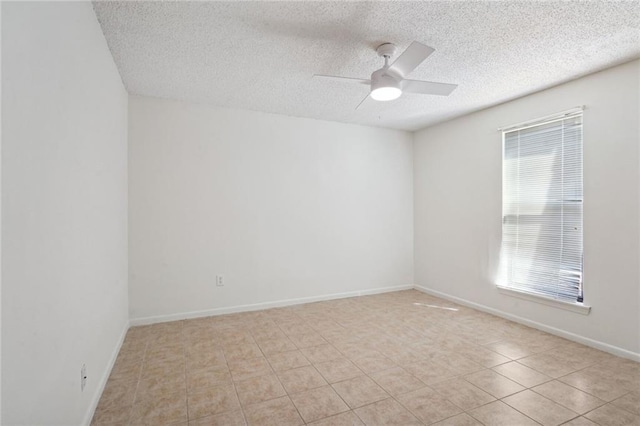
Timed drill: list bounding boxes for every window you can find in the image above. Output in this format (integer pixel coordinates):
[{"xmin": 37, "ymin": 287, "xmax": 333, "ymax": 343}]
[{"xmin": 500, "ymin": 109, "xmax": 584, "ymax": 305}]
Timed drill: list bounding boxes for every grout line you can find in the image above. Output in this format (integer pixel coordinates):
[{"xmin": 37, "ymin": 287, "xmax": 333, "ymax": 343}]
[
  {"xmin": 251, "ymin": 325, "xmax": 308, "ymax": 424},
  {"xmin": 497, "ymin": 390, "xmax": 567, "ymax": 425},
  {"xmin": 126, "ymin": 338, "xmax": 148, "ymax": 426},
  {"xmin": 222, "ymin": 341, "xmax": 247, "ymax": 426},
  {"xmin": 182, "ymin": 331, "xmax": 189, "ymax": 424}
]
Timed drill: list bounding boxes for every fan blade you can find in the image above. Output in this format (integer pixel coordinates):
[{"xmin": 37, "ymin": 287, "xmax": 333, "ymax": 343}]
[
  {"xmin": 355, "ymin": 94, "xmax": 369, "ymax": 110},
  {"xmin": 387, "ymin": 41, "xmax": 435, "ymax": 78},
  {"xmin": 403, "ymin": 79, "xmax": 458, "ymax": 96},
  {"xmin": 313, "ymin": 74, "xmax": 371, "ymax": 85}
]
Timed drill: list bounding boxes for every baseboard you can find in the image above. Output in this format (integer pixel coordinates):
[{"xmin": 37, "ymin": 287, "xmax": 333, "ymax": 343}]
[
  {"xmin": 82, "ymin": 320, "xmax": 130, "ymax": 426},
  {"xmin": 414, "ymin": 285, "xmax": 640, "ymax": 362},
  {"xmin": 130, "ymin": 285, "xmax": 414, "ymax": 326}
]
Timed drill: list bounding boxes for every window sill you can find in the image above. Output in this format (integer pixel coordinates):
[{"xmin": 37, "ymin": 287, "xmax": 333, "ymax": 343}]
[{"xmin": 497, "ymin": 286, "xmax": 591, "ymax": 315}]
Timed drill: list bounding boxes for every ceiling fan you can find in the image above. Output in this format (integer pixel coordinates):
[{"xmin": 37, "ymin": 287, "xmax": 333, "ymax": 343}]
[{"xmin": 314, "ymin": 41, "xmax": 458, "ymax": 109}]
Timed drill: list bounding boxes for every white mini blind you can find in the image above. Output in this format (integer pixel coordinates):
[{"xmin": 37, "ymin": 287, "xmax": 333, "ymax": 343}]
[{"xmin": 502, "ymin": 111, "xmax": 583, "ymax": 303}]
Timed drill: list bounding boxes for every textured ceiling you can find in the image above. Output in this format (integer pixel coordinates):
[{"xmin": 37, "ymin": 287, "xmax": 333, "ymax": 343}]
[{"xmin": 93, "ymin": 1, "xmax": 640, "ymax": 131}]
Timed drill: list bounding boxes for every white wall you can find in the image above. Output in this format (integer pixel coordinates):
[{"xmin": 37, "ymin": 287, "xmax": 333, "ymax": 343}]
[
  {"xmin": 414, "ymin": 60, "xmax": 640, "ymax": 357},
  {"xmin": 129, "ymin": 96, "xmax": 413, "ymax": 322},
  {"xmin": 2, "ymin": 2, "xmax": 129, "ymax": 424}
]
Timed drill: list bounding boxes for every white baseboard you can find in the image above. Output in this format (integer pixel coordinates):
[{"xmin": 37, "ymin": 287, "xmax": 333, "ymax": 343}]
[
  {"xmin": 130, "ymin": 285, "xmax": 414, "ymax": 326},
  {"xmin": 82, "ymin": 320, "xmax": 130, "ymax": 426},
  {"xmin": 414, "ymin": 285, "xmax": 640, "ymax": 362}
]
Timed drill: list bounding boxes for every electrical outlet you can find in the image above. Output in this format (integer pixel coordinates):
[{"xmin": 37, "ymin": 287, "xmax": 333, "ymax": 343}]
[
  {"xmin": 81, "ymin": 364, "xmax": 87, "ymax": 391},
  {"xmin": 216, "ymin": 275, "xmax": 224, "ymax": 286}
]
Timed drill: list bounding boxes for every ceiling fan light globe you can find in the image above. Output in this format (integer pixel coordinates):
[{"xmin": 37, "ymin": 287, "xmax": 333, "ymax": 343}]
[
  {"xmin": 371, "ymin": 86, "xmax": 402, "ymax": 101},
  {"xmin": 370, "ymin": 72, "xmax": 402, "ymax": 101}
]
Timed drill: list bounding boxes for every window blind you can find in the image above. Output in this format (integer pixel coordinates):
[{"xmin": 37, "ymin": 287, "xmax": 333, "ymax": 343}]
[{"xmin": 502, "ymin": 112, "xmax": 583, "ymax": 303}]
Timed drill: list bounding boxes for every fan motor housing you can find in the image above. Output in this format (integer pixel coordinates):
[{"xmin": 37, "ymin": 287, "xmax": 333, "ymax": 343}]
[
  {"xmin": 370, "ymin": 69, "xmax": 402, "ymax": 101},
  {"xmin": 371, "ymin": 69, "xmax": 401, "ymax": 91}
]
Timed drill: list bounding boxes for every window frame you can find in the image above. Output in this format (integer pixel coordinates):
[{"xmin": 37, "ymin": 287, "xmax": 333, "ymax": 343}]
[{"xmin": 497, "ymin": 107, "xmax": 591, "ymax": 315}]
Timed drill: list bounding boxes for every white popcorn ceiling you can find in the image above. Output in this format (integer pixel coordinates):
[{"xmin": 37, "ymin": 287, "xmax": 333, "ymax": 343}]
[{"xmin": 93, "ymin": 1, "xmax": 640, "ymax": 131}]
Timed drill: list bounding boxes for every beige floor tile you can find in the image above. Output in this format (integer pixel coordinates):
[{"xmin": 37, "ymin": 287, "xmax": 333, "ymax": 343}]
[
  {"xmin": 307, "ymin": 410, "xmax": 363, "ymax": 426},
  {"xmin": 187, "ymin": 384, "xmax": 241, "ymax": 420},
  {"xmin": 354, "ymin": 398, "xmax": 422, "ymax": 426},
  {"xmin": 217, "ymin": 330, "xmax": 255, "ymax": 347},
  {"xmin": 559, "ymin": 370, "xmax": 630, "ymax": 402},
  {"xmin": 130, "ymin": 391, "xmax": 187, "ymax": 425},
  {"xmin": 257, "ymin": 337, "xmax": 297, "ymax": 355},
  {"xmin": 123, "ymin": 328, "xmax": 150, "ymax": 341},
  {"xmin": 91, "ymin": 405, "xmax": 133, "ymax": 425},
  {"xmin": 548, "ymin": 344, "xmax": 615, "ymax": 367},
  {"xmin": 611, "ymin": 392, "xmax": 640, "ymax": 416},
  {"xmin": 518, "ymin": 352, "xmax": 587, "ymax": 378},
  {"xmin": 396, "ymin": 386, "xmax": 462, "ymax": 424},
  {"xmin": 253, "ymin": 328, "xmax": 287, "ymax": 343},
  {"xmin": 463, "ymin": 369, "xmax": 525, "ymax": 399},
  {"xmin": 223, "ymin": 342, "xmax": 263, "ymax": 362},
  {"xmin": 145, "ymin": 343, "xmax": 184, "ymax": 362},
  {"xmin": 136, "ymin": 372, "xmax": 186, "ymax": 402},
  {"xmin": 460, "ymin": 345, "xmax": 512, "ymax": 368},
  {"xmin": 503, "ymin": 390, "xmax": 579, "ymax": 426},
  {"xmin": 353, "ymin": 353, "xmax": 397, "ymax": 374},
  {"xmin": 532, "ymin": 380, "xmax": 606, "ymax": 414},
  {"xmin": 332, "ymin": 375, "xmax": 390, "ymax": 409},
  {"xmin": 186, "ymin": 349, "xmax": 226, "ymax": 371},
  {"xmin": 468, "ymin": 400, "xmax": 539, "ymax": 426},
  {"xmin": 484, "ymin": 340, "xmax": 536, "ymax": 359},
  {"xmin": 602, "ymin": 350, "xmax": 636, "ymax": 368},
  {"xmin": 470, "ymin": 329, "xmax": 511, "ymax": 347},
  {"xmin": 267, "ymin": 350, "xmax": 310, "ymax": 372},
  {"xmin": 369, "ymin": 366, "xmax": 425, "ymax": 396},
  {"xmin": 562, "ymin": 417, "xmax": 599, "ymax": 426},
  {"xmin": 142, "ymin": 355, "xmax": 185, "ymax": 379},
  {"xmin": 184, "ymin": 340, "xmax": 220, "ymax": 357},
  {"xmin": 582, "ymin": 364, "xmax": 640, "ymax": 394},
  {"xmin": 492, "ymin": 361, "xmax": 552, "ymax": 387},
  {"xmin": 433, "ymin": 353, "xmax": 484, "ymax": 376},
  {"xmin": 188, "ymin": 410, "xmax": 246, "ymax": 426},
  {"xmin": 430, "ymin": 378, "xmax": 496, "ymax": 410},
  {"xmin": 379, "ymin": 346, "xmax": 423, "ymax": 366},
  {"xmin": 228, "ymin": 357, "xmax": 273, "ymax": 382},
  {"xmin": 288, "ymin": 332, "xmax": 329, "ymax": 349},
  {"xmin": 243, "ymin": 395, "xmax": 304, "ymax": 426},
  {"xmin": 301, "ymin": 344, "xmax": 343, "ymax": 364},
  {"xmin": 334, "ymin": 342, "xmax": 380, "ymax": 360},
  {"xmin": 183, "ymin": 338, "xmax": 215, "ymax": 351},
  {"xmin": 584, "ymin": 403, "xmax": 640, "ymax": 426},
  {"xmin": 235, "ymin": 373, "xmax": 286, "ymax": 406},
  {"xmin": 431, "ymin": 413, "xmax": 482, "ymax": 425},
  {"xmin": 95, "ymin": 378, "xmax": 137, "ymax": 411},
  {"xmin": 404, "ymin": 360, "xmax": 458, "ymax": 385},
  {"xmin": 109, "ymin": 358, "xmax": 142, "ymax": 381},
  {"xmin": 116, "ymin": 347, "xmax": 146, "ymax": 365},
  {"xmin": 187, "ymin": 365, "xmax": 232, "ymax": 394},
  {"xmin": 315, "ymin": 358, "xmax": 364, "ymax": 384},
  {"xmin": 599, "ymin": 356, "xmax": 640, "ymax": 378},
  {"xmin": 290, "ymin": 385, "xmax": 349, "ymax": 423},
  {"xmin": 277, "ymin": 365, "xmax": 327, "ymax": 394},
  {"xmin": 279, "ymin": 322, "xmax": 315, "ymax": 336},
  {"xmin": 320, "ymin": 331, "xmax": 359, "ymax": 346}
]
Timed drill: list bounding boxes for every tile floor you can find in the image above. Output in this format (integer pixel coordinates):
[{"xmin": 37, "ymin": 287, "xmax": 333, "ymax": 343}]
[{"xmin": 92, "ymin": 290, "xmax": 640, "ymax": 426}]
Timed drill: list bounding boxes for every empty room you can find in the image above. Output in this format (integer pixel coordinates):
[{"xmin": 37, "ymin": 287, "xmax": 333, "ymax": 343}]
[{"xmin": 2, "ymin": 1, "xmax": 639, "ymax": 425}]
